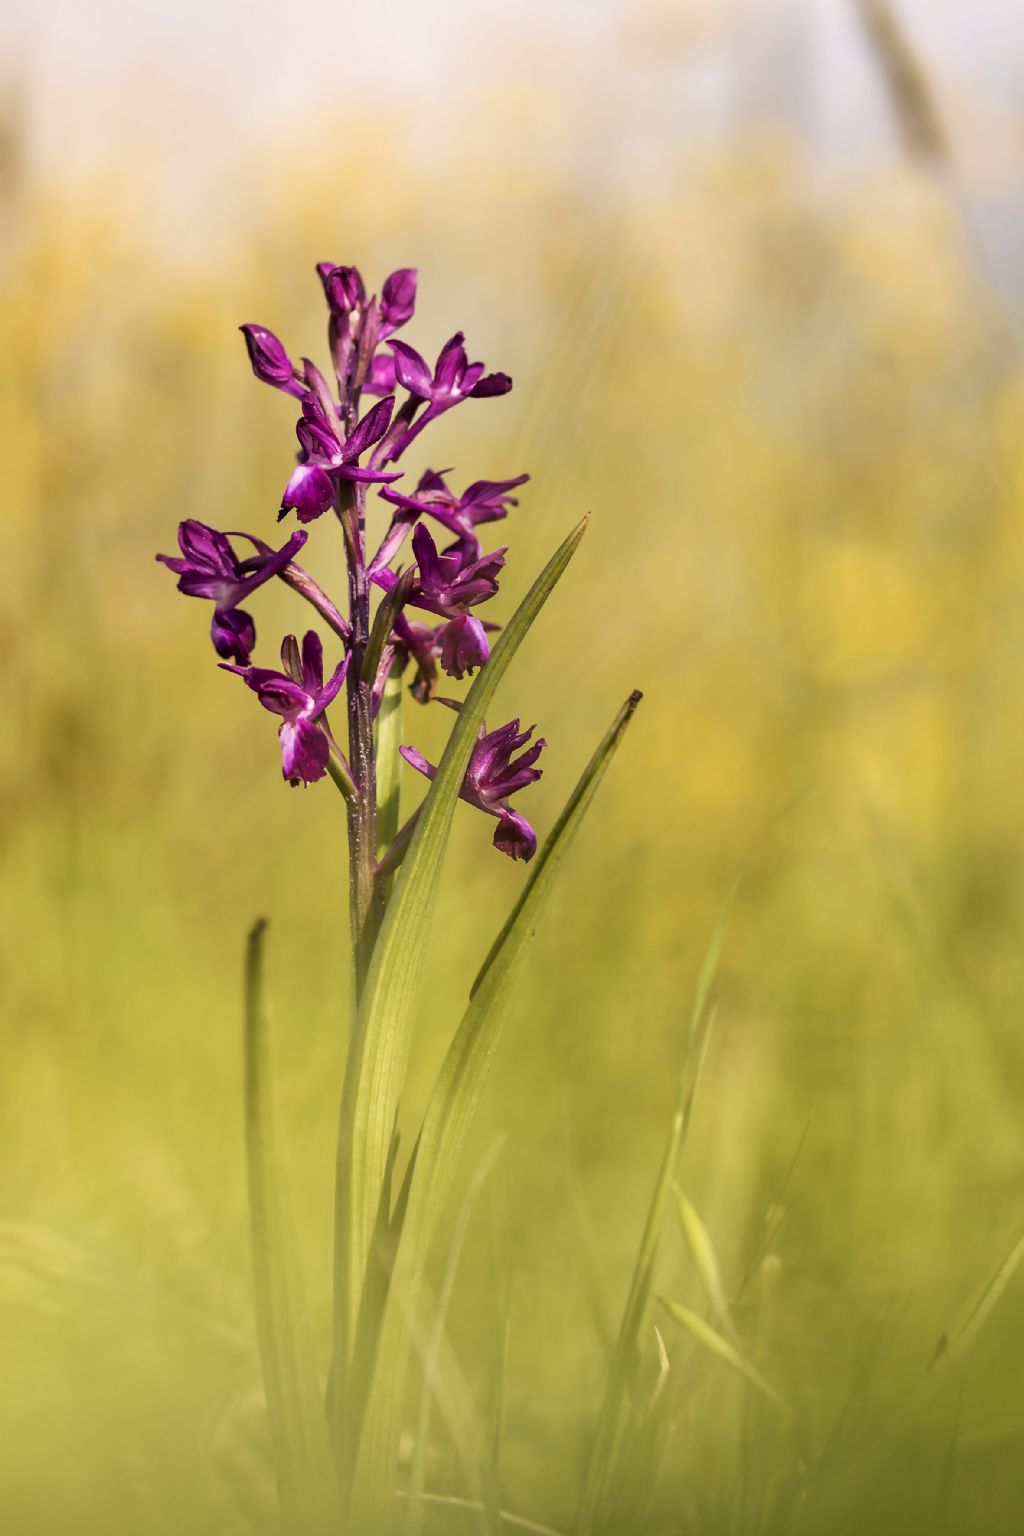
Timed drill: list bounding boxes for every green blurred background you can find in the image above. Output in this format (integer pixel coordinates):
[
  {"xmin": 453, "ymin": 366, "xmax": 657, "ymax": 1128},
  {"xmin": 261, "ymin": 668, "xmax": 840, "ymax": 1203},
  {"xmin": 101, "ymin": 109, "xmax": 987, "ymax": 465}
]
[{"xmin": 3, "ymin": 1, "xmax": 1024, "ymax": 1531}]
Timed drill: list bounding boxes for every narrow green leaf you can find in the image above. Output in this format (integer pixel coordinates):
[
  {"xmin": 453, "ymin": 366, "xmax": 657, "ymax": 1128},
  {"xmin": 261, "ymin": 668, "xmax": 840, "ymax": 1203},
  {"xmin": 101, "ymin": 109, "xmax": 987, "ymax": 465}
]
[
  {"xmin": 657, "ymin": 1296, "xmax": 786, "ymax": 1409},
  {"xmin": 353, "ymin": 687, "xmax": 642, "ymax": 1529},
  {"xmin": 674, "ymin": 1189, "xmax": 738, "ymax": 1344},
  {"xmin": 332, "ymin": 516, "xmax": 589, "ymax": 1443},
  {"xmin": 375, "ymin": 665, "xmax": 404, "ymax": 853},
  {"xmin": 406, "ymin": 1138, "xmax": 506, "ymax": 1536},
  {"xmin": 930, "ymin": 1217, "xmax": 1024, "ymax": 1372},
  {"xmin": 572, "ymin": 876, "xmax": 739, "ymax": 1535},
  {"xmin": 243, "ymin": 920, "xmax": 343, "ymax": 1536}
]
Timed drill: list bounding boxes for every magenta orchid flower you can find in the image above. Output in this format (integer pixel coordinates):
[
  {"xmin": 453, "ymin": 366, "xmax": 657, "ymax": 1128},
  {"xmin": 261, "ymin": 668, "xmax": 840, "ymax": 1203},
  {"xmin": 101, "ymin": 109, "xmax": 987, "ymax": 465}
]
[
  {"xmin": 221, "ymin": 630, "xmax": 349, "ymax": 786},
  {"xmin": 380, "ymin": 468, "xmax": 527, "ymax": 537},
  {"xmin": 400, "ymin": 717, "xmax": 546, "ymax": 861},
  {"xmin": 157, "ymin": 520, "xmax": 307, "ymax": 664},
  {"xmin": 281, "ymin": 394, "xmax": 403, "ymax": 523}
]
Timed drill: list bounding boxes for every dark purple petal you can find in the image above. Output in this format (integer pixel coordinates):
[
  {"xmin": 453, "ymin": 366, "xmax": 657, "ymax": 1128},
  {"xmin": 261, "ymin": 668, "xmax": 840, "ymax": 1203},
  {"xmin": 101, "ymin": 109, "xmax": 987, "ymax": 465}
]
[
  {"xmin": 281, "ymin": 463, "xmax": 335, "ymax": 523},
  {"xmin": 178, "ymin": 519, "xmax": 235, "ymax": 574},
  {"xmin": 334, "ymin": 464, "xmax": 404, "ymax": 485},
  {"xmin": 362, "ymin": 352, "xmax": 397, "ymax": 397},
  {"xmin": 461, "ymin": 473, "xmax": 529, "ymax": 519},
  {"xmin": 470, "ymin": 372, "xmax": 513, "ymax": 398},
  {"xmin": 412, "ymin": 522, "xmax": 445, "ymax": 592},
  {"xmin": 438, "ymin": 614, "xmax": 490, "ymax": 680},
  {"xmin": 279, "ymin": 718, "xmax": 330, "ymax": 784},
  {"xmin": 298, "ymin": 395, "xmax": 341, "ymax": 459},
  {"xmin": 398, "ymin": 744, "xmax": 437, "ymax": 781},
  {"xmin": 211, "ymin": 607, "xmax": 255, "ymax": 665},
  {"xmin": 316, "ymin": 651, "xmax": 350, "ymax": 713},
  {"xmin": 380, "ymin": 268, "xmax": 418, "ymax": 329},
  {"xmin": 433, "ymin": 333, "xmax": 467, "ymax": 396},
  {"xmin": 174, "ymin": 571, "xmax": 232, "ymax": 601},
  {"xmin": 318, "ymin": 263, "xmax": 365, "ymax": 315},
  {"xmin": 280, "ymin": 633, "xmax": 302, "ymax": 683},
  {"xmin": 343, "ymin": 396, "xmax": 395, "ymax": 460},
  {"xmin": 233, "ymin": 528, "xmax": 308, "ymax": 599},
  {"xmin": 388, "ymin": 340, "xmax": 434, "ymax": 398},
  {"xmin": 460, "ymin": 362, "xmax": 485, "ymax": 395},
  {"xmin": 300, "ymin": 630, "xmax": 324, "ymax": 695},
  {"xmin": 250, "ymin": 675, "xmax": 311, "ymax": 719},
  {"xmin": 240, "ymin": 325, "xmax": 303, "ymax": 396},
  {"xmin": 492, "ymin": 808, "xmax": 537, "ymax": 861}
]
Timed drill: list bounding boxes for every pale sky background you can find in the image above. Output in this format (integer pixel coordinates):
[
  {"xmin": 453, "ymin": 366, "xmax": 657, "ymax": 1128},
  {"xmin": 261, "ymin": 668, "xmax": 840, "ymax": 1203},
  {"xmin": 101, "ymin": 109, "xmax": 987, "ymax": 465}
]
[{"xmin": 4, "ymin": 0, "xmax": 1024, "ymax": 286}]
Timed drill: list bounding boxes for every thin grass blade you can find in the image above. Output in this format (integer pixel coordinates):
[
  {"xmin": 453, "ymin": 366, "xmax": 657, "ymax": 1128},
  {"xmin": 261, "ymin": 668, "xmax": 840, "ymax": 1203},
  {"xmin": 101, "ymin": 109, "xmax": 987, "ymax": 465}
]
[
  {"xmin": 930, "ymin": 1217, "xmax": 1024, "ymax": 1372},
  {"xmin": 353, "ymin": 688, "xmax": 642, "ymax": 1528},
  {"xmin": 657, "ymin": 1297, "xmax": 786, "ymax": 1409},
  {"xmin": 572, "ymin": 876, "xmax": 739, "ymax": 1535},
  {"xmin": 674, "ymin": 1189, "xmax": 738, "ymax": 1344},
  {"xmin": 332, "ymin": 516, "xmax": 589, "ymax": 1442},
  {"xmin": 243, "ymin": 920, "xmax": 343, "ymax": 1536},
  {"xmin": 406, "ymin": 1137, "xmax": 506, "ymax": 1536}
]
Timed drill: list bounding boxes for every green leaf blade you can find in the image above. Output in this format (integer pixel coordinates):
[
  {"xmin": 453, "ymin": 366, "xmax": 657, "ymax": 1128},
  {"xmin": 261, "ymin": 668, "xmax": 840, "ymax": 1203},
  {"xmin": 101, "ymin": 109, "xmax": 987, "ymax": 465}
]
[
  {"xmin": 657, "ymin": 1296, "xmax": 786, "ymax": 1409},
  {"xmin": 332, "ymin": 517, "xmax": 589, "ymax": 1443},
  {"xmin": 572, "ymin": 878, "xmax": 739, "ymax": 1535},
  {"xmin": 244, "ymin": 921, "xmax": 343, "ymax": 1536},
  {"xmin": 352, "ymin": 688, "xmax": 643, "ymax": 1529}
]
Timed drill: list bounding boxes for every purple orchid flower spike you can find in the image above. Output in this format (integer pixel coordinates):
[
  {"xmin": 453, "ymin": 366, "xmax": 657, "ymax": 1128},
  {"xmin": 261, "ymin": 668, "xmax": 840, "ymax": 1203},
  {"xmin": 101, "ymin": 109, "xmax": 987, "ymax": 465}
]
[
  {"xmin": 221, "ymin": 630, "xmax": 349, "ymax": 786},
  {"xmin": 157, "ymin": 520, "xmax": 307, "ymax": 664},
  {"xmin": 240, "ymin": 325, "xmax": 305, "ymax": 398},
  {"xmin": 281, "ymin": 394, "xmax": 403, "ymax": 522},
  {"xmin": 401, "ymin": 717, "xmax": 546, "ymax": 861}
]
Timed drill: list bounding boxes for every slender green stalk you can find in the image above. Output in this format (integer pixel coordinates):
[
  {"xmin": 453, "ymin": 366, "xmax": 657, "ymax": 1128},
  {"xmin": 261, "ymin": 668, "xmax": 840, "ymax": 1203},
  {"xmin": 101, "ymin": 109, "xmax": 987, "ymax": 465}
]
[
  {"xmin": 331, "ymin": 516, "xmax": 589, "ymax": 1469},
  {"xmin": 351, "ymin": 689, "xmax": 642, "ymax": 1530},
  {"xmin": 243, "ymin": 920, "xmax": 343, "ymax": 1536}
]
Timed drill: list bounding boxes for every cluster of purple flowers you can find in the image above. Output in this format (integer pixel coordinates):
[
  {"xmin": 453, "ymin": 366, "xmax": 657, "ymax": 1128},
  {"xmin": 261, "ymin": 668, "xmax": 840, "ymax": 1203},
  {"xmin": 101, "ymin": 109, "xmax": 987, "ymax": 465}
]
[{"xmin": 159, "ymin": 264, "xmax": 544, "ymax": 861}]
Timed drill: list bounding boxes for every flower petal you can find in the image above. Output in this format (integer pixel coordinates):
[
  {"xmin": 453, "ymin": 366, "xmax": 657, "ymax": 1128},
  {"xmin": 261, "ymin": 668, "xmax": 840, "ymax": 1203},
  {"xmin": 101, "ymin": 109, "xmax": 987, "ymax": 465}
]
[
  {"xmin": 344, "ymin": 395, "xmax": 395, "ymax": 460},
  {"xmin": 380, "ymin": 267, "xmax": 417, "ymax": 330},
  {"xmin": 492, "ymin": 808, "xmax": 537, "ymax": 861},
  {"xmin": 398, "ymin": 744, "xmax": 438, "ymax": 781},
  {"xmin": 438, "ymin": 613, "xmax": 490, "ymax": 680},
  {"xmin": 470, "ymin": 371, "xmax": 513, "ymax": 398},
  {"xmin": 279, "ymin": 718, "xmax": 330, "ymax": 784},
  {"xmin": 211, "ymin": 606, "xmax": 255, "ymax": 665},
  {"xmin": 300, "ymin": 630, "xmax": 324, "ymax": 694},
  {"xmin": 388, "ymin": 339, "xmax": 434, "ymax": 398},
  {"xmin": 281, "ymin": 463, "xmax": 335, "ymax": 523}
]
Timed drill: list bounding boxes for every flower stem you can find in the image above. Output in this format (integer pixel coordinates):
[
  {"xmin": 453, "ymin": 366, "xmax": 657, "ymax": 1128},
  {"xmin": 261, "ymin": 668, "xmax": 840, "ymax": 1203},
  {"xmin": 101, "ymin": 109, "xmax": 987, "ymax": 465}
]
[{"xmin": 341, "ymin": 481, "xmax": 385, "ymax": 1000}]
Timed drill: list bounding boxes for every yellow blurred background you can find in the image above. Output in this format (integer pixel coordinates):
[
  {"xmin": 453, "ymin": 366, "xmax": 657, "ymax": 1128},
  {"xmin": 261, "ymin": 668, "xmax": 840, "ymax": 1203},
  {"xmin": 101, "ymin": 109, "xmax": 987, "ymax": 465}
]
[{"xmin": 3, "ymin": 1, "xmax": 1024, "ymax": 1531}]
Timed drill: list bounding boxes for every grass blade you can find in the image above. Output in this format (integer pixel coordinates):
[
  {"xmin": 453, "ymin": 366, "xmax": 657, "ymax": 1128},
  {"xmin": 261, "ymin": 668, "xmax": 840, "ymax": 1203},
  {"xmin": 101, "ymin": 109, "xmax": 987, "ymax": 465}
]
[
  {"xmin": 406, "ymin": 1137, "xmax": 506, "ymax": 1536},
  {"xmin": 332, "ymin": 517, "xmax": 589, "ymax": 1443},
  {"xmin": 930, "ymin": 1217, "xmax": 1024, "ymax": 1373},
  {"xmin": 674, "ymin": 1189, "xmax": 738, "ymax": 1344},
  {"xmin": 243, "ymin": 920, "xmax": 343, "ymax": 1536},
  {"xmin": 657, "ymin": 1297, "xmax": 786, "ymax": 1409},
  {"xmin": 572, "ymin": 876, "xmax": 739, "ymax": 1535},
  {"xmin": 353, "ymin": 688, "xmax": 642, "ymax": 1528}
]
